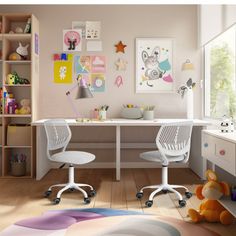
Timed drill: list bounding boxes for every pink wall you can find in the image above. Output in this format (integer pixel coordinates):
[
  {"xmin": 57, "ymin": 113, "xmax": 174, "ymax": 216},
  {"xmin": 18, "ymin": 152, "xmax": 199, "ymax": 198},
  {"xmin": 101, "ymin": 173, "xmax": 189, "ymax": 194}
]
[{"xmin": 0, "ymin": 5, "xmax": 201, "ymax": 119}]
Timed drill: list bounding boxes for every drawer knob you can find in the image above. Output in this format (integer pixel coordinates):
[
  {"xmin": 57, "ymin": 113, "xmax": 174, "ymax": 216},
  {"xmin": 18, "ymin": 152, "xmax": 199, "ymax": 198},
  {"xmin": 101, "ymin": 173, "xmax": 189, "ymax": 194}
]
[
  {"xmin": 219, "ymin": 150, "xmax": 225, "ymax": 156},
  {"xmin": 204, "ymin": 143, "xmax": 208, "ymax": 148}
]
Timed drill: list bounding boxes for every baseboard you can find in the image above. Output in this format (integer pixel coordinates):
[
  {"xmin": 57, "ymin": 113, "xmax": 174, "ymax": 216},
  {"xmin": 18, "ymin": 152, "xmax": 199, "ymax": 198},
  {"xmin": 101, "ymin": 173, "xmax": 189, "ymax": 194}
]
[{"xmin": 51, "ymin": 162, "xmax": 189, "ymax": 169}]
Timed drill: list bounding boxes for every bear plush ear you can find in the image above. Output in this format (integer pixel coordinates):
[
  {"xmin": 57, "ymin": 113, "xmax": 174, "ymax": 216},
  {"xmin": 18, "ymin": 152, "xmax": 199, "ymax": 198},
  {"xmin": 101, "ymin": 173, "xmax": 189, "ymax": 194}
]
[
  {"xmin": 206, "ymin": 170, "xmax": 218, "ymax": 181},
  {"xmin": 195, "ymin": 185, "xmax": 204, "ymax": 200},
  {"xmin": 220, "ymin": 182, "xmax": 230, "ymax": 196}
]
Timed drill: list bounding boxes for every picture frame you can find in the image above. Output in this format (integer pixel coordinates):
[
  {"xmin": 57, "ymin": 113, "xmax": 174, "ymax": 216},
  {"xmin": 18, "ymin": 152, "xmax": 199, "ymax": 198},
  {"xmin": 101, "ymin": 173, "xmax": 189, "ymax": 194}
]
[
  {"xmin": 63, "ymin": 29, "xmax": 82, "ymax": 52},
  {"xmin": 136, "ymin": 38, "xmax": 175, "ymax": 93}
]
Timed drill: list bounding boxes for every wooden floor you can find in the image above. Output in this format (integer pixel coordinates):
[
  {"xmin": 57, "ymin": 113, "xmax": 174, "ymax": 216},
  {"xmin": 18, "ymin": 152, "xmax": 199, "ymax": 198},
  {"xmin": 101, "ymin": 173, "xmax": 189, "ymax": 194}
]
[{"xmin": 0, "ymin": 168, "xmax": 235, "ymax": 235}]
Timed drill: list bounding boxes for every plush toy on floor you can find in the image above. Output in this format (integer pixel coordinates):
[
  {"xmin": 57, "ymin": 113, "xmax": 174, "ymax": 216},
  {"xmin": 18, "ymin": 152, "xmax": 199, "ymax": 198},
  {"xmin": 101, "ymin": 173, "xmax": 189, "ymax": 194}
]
[{"xmin": 188, "ymin": 170, "xmax": 234, "ymax": 225}]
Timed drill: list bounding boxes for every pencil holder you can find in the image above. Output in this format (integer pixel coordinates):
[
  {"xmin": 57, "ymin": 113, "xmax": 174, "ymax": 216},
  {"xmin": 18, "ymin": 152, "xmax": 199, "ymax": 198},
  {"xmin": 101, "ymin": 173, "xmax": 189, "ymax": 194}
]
[
  {"xmin": 11, "ymin": 162, "xmax": 26, "ymax": 176},
  {"xmin": 143, "ymin": 110, "xmax": 154, "ymax": 120},
  {"xmin": 99, "ymin": 110, "xmax": 106, "ymax": 120}
]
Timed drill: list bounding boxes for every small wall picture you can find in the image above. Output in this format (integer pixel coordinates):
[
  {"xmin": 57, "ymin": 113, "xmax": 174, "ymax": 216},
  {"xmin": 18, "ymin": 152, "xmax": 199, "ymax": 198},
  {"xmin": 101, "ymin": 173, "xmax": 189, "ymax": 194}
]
[
  {"xmin": 90, "ymin": 73, "xmax": 105, "ymax": 92},
  {"xmin": 136, "ymin": 38, "xmax": 174, "ymax": 93},
  {"xmin": 74, "ymin": 55, "xmax": 91, "ymax": 74},
  {"xmin": 63, "ymin": 29, "xmax": 82, "ymax": 51},
  {"xmin": 72, "ymin": 21, "xmax": 86, "ymax": 38},
  {"xmin": 86, "ymin": 21, "xmax": 101, "ymax": 40},
  {"xmin": 91, "ymin": 56, "xmax": 106, "ymax": 73},
  {"xmin": 54, "ymin": 61, "xmax": 72, "ymax": 84}
]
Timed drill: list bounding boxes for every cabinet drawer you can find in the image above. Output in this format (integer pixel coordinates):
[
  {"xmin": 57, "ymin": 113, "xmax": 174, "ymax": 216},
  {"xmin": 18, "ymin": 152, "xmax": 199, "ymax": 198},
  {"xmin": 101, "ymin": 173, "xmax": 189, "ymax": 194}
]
[
  {"xmin": 202, "ymin": 132, "xmax": 215, "ymax": 157},
  {"xmin": 202, "ymin": 132, "xmax": 236, "ymax": 176},
  {"xmin": 214, "ymin": 138, "xmax": 235, "ymax": 175}
]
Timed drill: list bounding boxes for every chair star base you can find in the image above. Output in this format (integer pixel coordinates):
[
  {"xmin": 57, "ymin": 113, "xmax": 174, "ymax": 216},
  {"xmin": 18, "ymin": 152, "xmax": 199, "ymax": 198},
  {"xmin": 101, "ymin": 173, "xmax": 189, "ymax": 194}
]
[{"xmin": 44, "ymin": 165, "xmax": 96, "ymax": 204}]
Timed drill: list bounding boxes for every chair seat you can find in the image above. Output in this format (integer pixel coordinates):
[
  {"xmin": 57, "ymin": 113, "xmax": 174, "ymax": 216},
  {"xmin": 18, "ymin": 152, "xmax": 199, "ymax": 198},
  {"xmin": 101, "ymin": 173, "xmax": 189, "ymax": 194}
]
[
  {"xmin": 51, "ymin": 151, "xmax": 95, "ymax": 165},
  {"xmin": 140, "ymin": 150, "xmax": 185, "ymax": 164}
]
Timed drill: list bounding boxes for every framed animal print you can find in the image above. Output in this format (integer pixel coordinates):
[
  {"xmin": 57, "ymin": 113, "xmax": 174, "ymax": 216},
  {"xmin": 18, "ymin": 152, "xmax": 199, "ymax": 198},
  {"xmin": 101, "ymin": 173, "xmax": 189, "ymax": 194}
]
[{"xmin": 136, "ymin": 38, "xmax": 174, "ymax": 93}]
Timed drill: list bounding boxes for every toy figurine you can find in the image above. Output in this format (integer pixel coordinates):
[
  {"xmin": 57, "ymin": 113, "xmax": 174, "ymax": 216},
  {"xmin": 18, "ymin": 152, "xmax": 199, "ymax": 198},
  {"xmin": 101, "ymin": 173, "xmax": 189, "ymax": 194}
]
[
  {"xmin": 15, "ymin": 99, "xmax": 31, "ymax": 114},
  {"xmin": 16, "ymin": 42, "xmax": 29, "ymax": 60},
  {"xmin": 24, "ymin": 18, "xmax": 31, "ymax": 33}
]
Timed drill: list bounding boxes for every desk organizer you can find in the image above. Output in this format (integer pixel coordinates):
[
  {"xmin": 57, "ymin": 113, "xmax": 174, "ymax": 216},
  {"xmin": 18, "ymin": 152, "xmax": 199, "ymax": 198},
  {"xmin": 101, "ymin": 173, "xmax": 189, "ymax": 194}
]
[{"xmin": 121, "ymin": 108, "xmax": 143, "ymax": 119}]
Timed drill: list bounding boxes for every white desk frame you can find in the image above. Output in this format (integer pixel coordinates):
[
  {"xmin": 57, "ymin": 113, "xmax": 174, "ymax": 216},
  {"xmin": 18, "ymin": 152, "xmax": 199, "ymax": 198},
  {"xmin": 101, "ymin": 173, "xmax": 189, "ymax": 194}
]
[{"xmin": 32, "ymin": 119, "xmax": 210, "ymax": 181}]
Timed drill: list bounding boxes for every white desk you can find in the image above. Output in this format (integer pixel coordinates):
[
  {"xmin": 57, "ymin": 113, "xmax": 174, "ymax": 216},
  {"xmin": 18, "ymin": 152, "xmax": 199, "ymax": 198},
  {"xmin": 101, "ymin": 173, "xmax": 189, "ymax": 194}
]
[{"xmin": 32, "ymin": 119, "xmax": 210, "ymax": 181}]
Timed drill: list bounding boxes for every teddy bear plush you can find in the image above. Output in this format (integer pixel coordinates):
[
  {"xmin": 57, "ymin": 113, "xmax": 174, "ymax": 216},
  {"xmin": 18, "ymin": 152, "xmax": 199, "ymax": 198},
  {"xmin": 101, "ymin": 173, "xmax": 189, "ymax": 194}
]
[
  {"xmin": 15, "ymin": 99, "xmax": 31, "ymax": 114},
  {"xmin": 188, "ymin": 170, "xmax": 234, "ymax": 225}
]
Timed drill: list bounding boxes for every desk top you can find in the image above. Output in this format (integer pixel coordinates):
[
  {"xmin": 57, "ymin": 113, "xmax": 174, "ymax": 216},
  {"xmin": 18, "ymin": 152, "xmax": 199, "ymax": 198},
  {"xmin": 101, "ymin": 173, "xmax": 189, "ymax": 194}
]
[{"xmin": 32, "ymin": 118, "xmax": 210, "ymax": 127}]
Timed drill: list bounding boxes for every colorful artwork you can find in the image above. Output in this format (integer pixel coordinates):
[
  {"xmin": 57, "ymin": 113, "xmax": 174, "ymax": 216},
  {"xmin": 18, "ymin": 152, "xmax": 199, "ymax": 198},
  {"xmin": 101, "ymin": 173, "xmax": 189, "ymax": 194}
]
[
  {"xmin": 54, "ymin": 60, "xmax": 73, "ymax": 84},
  {"xmin": 115, "ymin": 75, "xmax": 123, "ymax": 88},
  {"xmin": 115, "ymin": 58, "xmax": 127, "ymax": 71},
  {"xmin": 90, "ymin": 73, "xmax": 105, "ymax": 92},
  {"xmin": 63, "ymin": 29, "xmax": 82, "ymax": 51},
  {"xmin": 91, "ymin": 56, "xmax": 106, "ymax": 73},
  {"xmin": 115, "ymin": 41, "xmax": 127, "ymax": 53},
  {"xmin": 136, "ymin": 38, "xmax": 174, "ymax": 93},
  {"xmin": 86, "ymin": 21, "xmax": 101, "ymax": 40},
  {"xmin": 74, "ymin": 55, "xmax": 91, "ymax": 74}
]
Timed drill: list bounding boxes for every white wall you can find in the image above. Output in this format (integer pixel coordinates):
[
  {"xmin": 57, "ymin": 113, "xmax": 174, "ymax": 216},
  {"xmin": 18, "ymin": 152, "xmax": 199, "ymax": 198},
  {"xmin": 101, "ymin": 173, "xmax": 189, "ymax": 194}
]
[
  {"xmin": 1, "ymin": 5, "xmax": 201, "ymax": 119},
  {"xmin": 199, "ymin": 4, "xmax": 236, "ymax": 46}
]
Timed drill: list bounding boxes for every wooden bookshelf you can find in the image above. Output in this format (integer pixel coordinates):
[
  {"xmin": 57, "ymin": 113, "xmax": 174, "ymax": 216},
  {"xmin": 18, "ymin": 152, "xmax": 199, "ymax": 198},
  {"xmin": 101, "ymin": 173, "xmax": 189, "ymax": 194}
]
[{"xmin": 0, "ymin": 13, "xmax": 39, "ymax": 179}]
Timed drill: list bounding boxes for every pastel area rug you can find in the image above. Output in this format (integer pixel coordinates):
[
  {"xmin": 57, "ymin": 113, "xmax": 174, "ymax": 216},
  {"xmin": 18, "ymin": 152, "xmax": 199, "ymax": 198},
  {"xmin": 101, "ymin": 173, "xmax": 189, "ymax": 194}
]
[{"xmin": 0, "ymin": 208, "xmax": 220, "ymax": 236}]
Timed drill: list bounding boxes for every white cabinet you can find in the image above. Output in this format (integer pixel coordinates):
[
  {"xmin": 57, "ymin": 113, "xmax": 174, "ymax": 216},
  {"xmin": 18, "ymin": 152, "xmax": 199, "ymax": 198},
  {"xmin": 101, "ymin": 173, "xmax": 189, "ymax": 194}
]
[
  {"xmin": 202, "ymin": 130, "xmax": 236, "ymax": 217},
  {"xmin": 202, "ymin": 130, "xmax": 236, "ymax": 176}
]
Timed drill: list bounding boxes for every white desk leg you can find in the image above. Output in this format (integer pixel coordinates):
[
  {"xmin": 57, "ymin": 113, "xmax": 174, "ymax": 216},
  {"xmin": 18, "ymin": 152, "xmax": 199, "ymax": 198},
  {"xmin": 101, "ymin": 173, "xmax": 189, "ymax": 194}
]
[
  {"xmin": 189, "ymin": 126, "xmax": 207, "ymax": 180},
  {"xmin": 36, "ymin": 126, "xmax": 51, "ymax": 180},
  {"xmin": 116, "ymin": 125, "xmax": 121, "ymax": 181}
]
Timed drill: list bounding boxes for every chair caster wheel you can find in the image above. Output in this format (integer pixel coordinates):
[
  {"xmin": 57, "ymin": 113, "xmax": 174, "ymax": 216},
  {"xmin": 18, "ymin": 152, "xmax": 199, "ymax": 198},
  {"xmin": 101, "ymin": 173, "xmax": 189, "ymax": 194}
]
[
  {"xmin": 84, "ymin": 197, "xmax": 91, "ymax": 204},
  {"xmin": 44, "ymin": 190, "xmax": 52, "ymax": 197},
  {"xmin": 89, "ymin": 190, "xmax": 96, "ymax": 197},
  {"xmin": 185, "ymin": 192, "xmax": 192, "ymax": 199},
  {"xmin": 179, "ymin": 200, "xmax": 186, "ymax": 207},
  {"xmin": 136, "ymin": 192, "xmax": 143, "ymax": 199},
  {"xmin": 53, "ymin": 198, "xmax": 61, "ymax": 204},
  {"xmin": 162, "ymin": 189, "xmax": 168, "ymax": 194},
  {"xmin": 145, "ymin": 200, "xmax": 153, "ymax": 208},
  {"xmin": 69, "ymin": 188, "xmax": 75, "ymax": 192}
]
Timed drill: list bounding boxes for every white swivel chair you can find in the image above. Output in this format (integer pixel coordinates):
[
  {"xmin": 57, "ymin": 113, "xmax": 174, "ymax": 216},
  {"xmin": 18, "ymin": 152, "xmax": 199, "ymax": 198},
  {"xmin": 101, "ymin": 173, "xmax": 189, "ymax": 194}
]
[
  {"xmin": 43, "ymin": 119, "xmax": 96, "ymax": 204},
  {"xmin": 136, "ymin": 121, "xmax": 193, "ymax": 207}
]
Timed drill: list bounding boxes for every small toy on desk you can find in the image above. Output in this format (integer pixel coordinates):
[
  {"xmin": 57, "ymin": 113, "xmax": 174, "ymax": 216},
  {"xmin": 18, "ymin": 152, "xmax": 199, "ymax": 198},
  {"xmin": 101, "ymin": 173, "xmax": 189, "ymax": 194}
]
[
  {"xmin": 220, "ymin": 115, "xmax": 234, "ymax": 133},
  {"xmin": 188, "ymin": 170, "xmax": 234, "ymax": 225},
  {"xmin": 15, "ymin": 99, "xmax": 31, "ymax": 114}
]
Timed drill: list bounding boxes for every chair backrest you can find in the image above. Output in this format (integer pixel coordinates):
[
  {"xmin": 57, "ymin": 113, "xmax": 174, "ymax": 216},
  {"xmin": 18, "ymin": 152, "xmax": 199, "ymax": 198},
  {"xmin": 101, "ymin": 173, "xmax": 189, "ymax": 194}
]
[
  {"xmin": 44, "ymin": 119, "xmax": 72, "ymax": 155},
  {"xmin": 156, "ymin": 121, "xmax": 193, "ymax": 160}
]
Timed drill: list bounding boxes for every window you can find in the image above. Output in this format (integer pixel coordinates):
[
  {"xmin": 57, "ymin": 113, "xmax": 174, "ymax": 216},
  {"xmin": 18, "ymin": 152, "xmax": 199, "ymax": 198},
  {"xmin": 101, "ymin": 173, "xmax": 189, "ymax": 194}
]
[{"xmin": 204, "ymin": 24, "xmax": 236, "ymax": 119}]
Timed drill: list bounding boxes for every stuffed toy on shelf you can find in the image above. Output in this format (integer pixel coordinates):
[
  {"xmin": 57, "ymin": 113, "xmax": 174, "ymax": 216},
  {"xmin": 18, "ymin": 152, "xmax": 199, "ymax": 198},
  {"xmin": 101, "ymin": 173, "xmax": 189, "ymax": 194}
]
[
  {"xmin": 188, "ymin": 170, "xmax": 234, "ymax": 225},
  {"xmin": 15, "ymin": 99, "xmax": 31, "ymax": 115}
]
